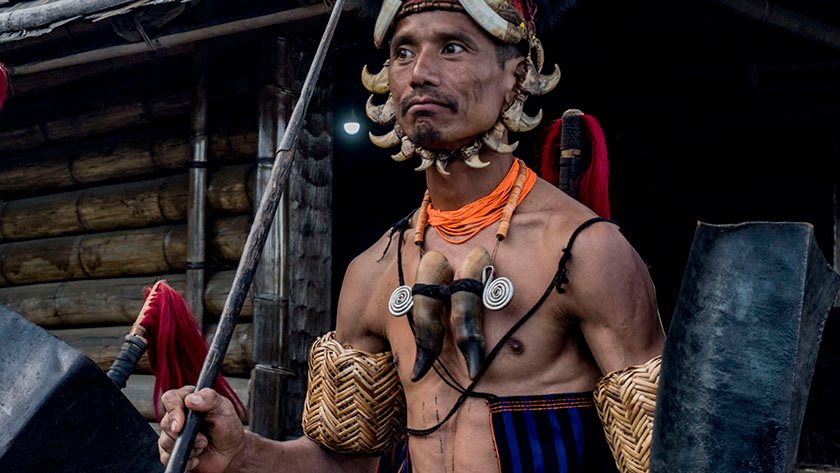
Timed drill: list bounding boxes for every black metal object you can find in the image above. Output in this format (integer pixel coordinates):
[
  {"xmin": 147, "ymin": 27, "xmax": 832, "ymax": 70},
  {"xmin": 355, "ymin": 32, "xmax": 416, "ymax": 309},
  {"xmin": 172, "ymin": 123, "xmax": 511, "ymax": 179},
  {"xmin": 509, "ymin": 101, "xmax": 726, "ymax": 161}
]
[
  {"xmin": 557, "ymin": 108, "xmax": 588, "ymax": 199},
  {"xmin": 106, "ymin": 333, "xmax": 148, "ymax": 389},
  {"xmin": 0, "ymin": 304, "xmax": 162, "ymax": 473},
  {"xmin": 651, "ymin": 222, "xmax": 840, "ymax": 473}
]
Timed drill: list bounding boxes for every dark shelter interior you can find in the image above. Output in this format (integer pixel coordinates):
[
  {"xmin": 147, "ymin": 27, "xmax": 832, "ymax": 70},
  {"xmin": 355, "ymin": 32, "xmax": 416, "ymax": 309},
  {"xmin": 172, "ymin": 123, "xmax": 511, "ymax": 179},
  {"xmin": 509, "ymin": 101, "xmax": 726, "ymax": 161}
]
[{"xmin": 331, "ymin": 0, "xmax": 840, "ymax": 464}]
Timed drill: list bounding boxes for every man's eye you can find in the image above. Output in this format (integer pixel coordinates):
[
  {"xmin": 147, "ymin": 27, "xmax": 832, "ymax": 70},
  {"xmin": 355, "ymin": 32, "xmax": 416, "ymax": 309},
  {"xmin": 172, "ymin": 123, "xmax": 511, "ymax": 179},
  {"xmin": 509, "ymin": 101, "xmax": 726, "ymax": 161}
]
[
  {"xmin": 442, "ymin": 43, "xmax": 465, "ymax": 54},
  {"xmin": 395, "ymin": 48, "xmax": 415, "ymax": 60}
]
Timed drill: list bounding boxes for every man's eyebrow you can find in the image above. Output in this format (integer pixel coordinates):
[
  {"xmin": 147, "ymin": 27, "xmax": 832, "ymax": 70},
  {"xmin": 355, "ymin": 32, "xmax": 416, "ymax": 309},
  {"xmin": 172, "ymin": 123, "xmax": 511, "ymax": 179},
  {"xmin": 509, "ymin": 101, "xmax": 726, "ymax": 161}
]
[
  {"xmin": 438, "ymin": 31, "xmax": 478, "ymax": 49},
  {"xmin": 389, "ymin": 30, "xmax": 480, "ymax": 51},
  {"xmin": 390, "ymin": 32, "xmax": 415, "ymax": 50}
]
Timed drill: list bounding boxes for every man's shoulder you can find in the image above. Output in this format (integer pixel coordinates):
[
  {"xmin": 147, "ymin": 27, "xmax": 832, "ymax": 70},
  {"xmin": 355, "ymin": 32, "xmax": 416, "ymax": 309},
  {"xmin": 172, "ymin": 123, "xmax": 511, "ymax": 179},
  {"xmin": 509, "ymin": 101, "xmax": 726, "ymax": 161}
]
[
  {"xmin": 335, "ymin": 227, "xmax": 401, "ymax": 351},
  {"xmin": 520, "ymin": 178, "xmax": 616, "ymax": 240},
  {"xmin": 345, "ymin": 224, "xmax": 402, "ymax": 280}
]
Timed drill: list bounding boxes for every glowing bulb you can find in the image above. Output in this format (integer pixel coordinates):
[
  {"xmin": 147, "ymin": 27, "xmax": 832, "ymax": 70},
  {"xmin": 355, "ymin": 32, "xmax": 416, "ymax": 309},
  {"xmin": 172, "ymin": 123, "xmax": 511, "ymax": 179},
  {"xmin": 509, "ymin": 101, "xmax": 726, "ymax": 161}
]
[{"xmin": 343, "ymin": 121, "xmax": 361, "ymax": 135}]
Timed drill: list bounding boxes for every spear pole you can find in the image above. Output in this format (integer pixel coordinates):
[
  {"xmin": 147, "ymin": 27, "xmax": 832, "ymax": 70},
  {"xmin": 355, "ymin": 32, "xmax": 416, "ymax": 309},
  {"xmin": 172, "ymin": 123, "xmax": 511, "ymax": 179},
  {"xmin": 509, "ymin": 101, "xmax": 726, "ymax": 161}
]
[{"xmin": 164, "ymin": 0, "xmax": 347, "ymax": 470}]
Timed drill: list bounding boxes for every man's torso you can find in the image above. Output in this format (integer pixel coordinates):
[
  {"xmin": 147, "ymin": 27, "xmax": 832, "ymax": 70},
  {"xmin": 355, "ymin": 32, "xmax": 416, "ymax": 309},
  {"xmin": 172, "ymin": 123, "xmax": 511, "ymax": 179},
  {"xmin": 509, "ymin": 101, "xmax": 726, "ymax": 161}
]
[{"xmin": 353, "ymin": 181, "xmax": 611, "ymax": 472}]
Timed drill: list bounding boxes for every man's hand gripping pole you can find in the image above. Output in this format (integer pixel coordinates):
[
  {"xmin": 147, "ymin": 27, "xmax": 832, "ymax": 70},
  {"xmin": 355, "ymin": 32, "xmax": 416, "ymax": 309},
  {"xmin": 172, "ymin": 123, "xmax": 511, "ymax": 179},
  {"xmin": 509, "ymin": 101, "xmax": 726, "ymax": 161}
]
[{"xmin": 164, "ymin": 1, "xmax": 347, "ymax": 470}]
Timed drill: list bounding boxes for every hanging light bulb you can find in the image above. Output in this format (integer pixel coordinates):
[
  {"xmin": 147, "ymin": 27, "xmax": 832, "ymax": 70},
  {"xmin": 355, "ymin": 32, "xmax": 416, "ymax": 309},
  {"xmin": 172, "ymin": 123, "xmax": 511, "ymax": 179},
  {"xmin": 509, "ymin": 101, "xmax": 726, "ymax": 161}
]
[{"xmin": 343, "ymin": 108, "xmax": 361, "ymax": 135}]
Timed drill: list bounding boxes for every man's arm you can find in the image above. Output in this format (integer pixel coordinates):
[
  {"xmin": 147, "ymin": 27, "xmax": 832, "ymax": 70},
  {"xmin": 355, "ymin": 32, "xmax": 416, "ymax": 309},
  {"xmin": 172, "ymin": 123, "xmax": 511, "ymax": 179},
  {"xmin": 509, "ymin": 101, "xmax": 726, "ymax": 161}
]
[
  {"xmin": 158, "ymin": 240, "xmax": 392, "ymax": 473},
  {"xmin": 158, "ymin": 387, "xmax": 376, "ymax": 473},
  {"xmin": 563, "ymin": 222, "xmax": 665, "ymax": 373}
]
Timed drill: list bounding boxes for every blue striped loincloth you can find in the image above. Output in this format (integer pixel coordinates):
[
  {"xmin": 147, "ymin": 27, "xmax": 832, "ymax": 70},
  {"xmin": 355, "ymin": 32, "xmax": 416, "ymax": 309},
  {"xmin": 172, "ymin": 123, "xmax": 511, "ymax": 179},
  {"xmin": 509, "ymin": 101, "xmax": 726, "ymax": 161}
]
[{"xmin": 376, "ymin": 392, "xmax": 618, "ymax": 473}]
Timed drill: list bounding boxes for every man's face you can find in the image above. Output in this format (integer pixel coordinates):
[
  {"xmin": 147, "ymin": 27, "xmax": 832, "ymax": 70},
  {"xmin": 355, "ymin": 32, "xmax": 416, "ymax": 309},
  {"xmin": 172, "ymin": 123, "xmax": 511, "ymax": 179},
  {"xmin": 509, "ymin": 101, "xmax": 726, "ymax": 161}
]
[{"xmin": 388, "ymin": 11, "xmax": 521, "ymax": 151}]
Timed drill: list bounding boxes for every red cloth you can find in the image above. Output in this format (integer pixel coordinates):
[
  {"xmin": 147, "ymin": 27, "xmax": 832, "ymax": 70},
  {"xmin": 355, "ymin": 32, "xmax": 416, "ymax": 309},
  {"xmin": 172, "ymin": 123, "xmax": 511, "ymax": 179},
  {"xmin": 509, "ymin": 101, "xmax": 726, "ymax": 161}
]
[
  {"xmin": 139, "ymin": 281, "xmax": 248, "ymax": 422},
  {"xmin": 539, "ymin": 114, "xmax": 611, "ymax": 219}
]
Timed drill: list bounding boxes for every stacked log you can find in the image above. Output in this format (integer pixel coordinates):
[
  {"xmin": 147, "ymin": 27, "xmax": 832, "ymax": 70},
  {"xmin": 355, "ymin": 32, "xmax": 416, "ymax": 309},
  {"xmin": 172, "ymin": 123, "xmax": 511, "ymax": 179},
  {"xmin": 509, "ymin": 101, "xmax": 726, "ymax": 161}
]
[
  {"xmin": 0, "ymin": 217, "xmax": 248, "ymax": 285},
  {"xmin": 0, "ymin": 93, "xmax": 193, "ymax": 154},
  {"xmin": 0, "ymin": 270, "xmax": 253, "ymax": 328},
  {"xmin": 0, "ymin": 130, "xmax": 257, "ymax": 196},
  {"xmin": 51, "ymin": 323, "xmax": 254, "ymax": 377},
  {"xmin": 0, "ymin": 164, "xmax": 255, "ymax": 242}
]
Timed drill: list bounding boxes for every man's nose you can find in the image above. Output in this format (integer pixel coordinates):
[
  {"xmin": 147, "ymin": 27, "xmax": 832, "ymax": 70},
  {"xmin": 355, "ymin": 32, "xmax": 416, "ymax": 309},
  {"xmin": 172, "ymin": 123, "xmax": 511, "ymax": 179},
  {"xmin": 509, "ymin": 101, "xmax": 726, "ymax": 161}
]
[{"xmin": 410, "ymin": 49, "xmax": 440, "ymax": 87}]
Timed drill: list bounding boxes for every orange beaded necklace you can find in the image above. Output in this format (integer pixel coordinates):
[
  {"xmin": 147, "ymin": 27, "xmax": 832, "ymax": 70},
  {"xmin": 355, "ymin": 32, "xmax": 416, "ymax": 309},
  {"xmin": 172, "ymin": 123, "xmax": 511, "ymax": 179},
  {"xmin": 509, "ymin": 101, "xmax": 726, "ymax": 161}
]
[{"xmin": 414, "ymin": 159, "xmax": 537, "ymax": 245}]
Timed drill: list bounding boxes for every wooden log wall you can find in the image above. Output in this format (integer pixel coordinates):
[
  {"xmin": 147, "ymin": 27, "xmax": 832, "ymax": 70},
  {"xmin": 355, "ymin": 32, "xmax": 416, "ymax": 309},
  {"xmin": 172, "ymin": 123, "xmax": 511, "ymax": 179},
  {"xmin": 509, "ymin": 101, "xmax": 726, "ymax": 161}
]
[
  {"xmin": 0, "ymin": 38, "xmax": 275, "ymax": 422},
  {"xmin": 0, "ymin": 271, "xmax": 253, "ymax": 327},
  {"xmin": 0, "ymin": 217, "xmax": 248, "ymax": 285},
  {"xmin": 51, "ymin": 323, "xmax": 254, "ymax": 377},
  {"xmin": 0, "ymin": 130, "xmax": 256, "ymax": 197},
  {"xmin": 0, "ymin": 164, "xmax": 255, "ymax": 242}
]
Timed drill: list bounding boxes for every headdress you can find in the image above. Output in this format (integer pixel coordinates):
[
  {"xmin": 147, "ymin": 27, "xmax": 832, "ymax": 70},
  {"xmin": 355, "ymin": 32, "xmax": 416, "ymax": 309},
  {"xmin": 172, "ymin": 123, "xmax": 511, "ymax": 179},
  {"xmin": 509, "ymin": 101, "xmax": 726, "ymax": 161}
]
[{"xmin": 361, "ymin": 0, "xmax": 563, "ymax": 174}]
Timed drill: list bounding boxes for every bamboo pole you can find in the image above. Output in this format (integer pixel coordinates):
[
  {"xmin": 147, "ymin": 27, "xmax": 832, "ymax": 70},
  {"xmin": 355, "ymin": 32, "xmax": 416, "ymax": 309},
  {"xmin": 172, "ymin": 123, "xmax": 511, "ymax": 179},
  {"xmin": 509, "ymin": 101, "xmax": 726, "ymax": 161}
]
[
  {"xmin": 166, "ymin": 1, "xmax": 346, "ymax": 469},
  {"xmin": 706, "ymin": 0, "xmax": 840, "ymax": 50},
  {"xmin": 187, "ymin": 46, "xmax": 210, "ymax": 326},
  {"xmin": 5, "ymin": 4, "xmax": 332, "ymax": 76}
]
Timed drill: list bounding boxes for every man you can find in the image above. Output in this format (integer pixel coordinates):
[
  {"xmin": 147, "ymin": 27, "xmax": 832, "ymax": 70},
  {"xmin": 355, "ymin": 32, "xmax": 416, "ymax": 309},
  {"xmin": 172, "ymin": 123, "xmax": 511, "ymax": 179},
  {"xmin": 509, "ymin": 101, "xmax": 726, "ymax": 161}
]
[{"xmin": 158, "ymin": 1, "xmax": 665, "ymax": 472}]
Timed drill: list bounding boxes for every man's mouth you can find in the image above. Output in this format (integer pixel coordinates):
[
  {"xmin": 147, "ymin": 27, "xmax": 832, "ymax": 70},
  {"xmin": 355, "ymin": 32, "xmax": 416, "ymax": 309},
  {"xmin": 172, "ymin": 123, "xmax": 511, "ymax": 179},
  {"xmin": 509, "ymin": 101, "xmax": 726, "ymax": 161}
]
[{"xmin": 401, "ymin": 95, "xmax": 457, "ymax": 116}]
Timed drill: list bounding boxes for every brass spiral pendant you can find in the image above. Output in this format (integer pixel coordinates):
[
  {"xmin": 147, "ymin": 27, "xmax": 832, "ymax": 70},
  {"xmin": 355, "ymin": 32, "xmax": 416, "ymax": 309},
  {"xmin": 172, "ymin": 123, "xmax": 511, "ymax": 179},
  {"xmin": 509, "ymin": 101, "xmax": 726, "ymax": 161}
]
[
  {"xmin": 388, "ymin": 285, "xmax": 413, "ymax": 316},
  {"xmin": 482, "ymin": 266, "xmax": 514, "ymax": 311}
]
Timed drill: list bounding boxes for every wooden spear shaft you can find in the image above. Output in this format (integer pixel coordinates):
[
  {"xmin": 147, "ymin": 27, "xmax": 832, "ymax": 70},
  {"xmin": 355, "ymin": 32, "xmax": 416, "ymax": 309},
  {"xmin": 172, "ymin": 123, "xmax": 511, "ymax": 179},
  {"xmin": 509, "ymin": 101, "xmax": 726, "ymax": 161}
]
[{"xmin": 164, "ymin": 0, "xmax": 346, "ymax": 470}]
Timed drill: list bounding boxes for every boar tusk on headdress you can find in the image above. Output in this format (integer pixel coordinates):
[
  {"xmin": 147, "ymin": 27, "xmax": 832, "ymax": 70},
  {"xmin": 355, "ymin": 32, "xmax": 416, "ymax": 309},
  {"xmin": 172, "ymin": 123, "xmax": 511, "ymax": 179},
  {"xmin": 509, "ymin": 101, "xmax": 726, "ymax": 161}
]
[
  {"xmin": 361, "ymin": 62, "xmax": 390, "ymax": 95},
  {"xmin": 502, "ymin": 96, "xmax": 543, "ymax": 133},
  {"xmin": 366, "ymin": 94, "xmax": 396, "ymax": 126},
  {"xmin": 370, "ymin": 128, "xmax": 401, "ymax": 148}
]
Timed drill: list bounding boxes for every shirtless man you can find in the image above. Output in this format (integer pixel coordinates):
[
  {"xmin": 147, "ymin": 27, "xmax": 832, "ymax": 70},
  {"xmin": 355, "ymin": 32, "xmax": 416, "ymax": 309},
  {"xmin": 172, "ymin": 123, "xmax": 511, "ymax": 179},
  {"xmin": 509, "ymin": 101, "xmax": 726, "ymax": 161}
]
[{"xmin": 158, "ymin": 2, "xmax": 665, "ymax": 472}]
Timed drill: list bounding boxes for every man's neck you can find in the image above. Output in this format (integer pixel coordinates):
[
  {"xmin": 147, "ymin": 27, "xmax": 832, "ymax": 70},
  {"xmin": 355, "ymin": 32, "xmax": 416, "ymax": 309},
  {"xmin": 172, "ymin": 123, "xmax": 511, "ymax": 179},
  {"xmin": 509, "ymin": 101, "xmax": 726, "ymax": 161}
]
[{"xmin": 424, "ymin": 151, "xmax": 515, "ymax": 211}]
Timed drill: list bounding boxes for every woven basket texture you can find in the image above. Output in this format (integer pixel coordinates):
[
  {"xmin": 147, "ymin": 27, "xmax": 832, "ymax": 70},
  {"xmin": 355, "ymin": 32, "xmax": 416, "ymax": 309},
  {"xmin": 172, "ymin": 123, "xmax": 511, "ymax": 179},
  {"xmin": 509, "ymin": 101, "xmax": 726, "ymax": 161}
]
[
  {"xmin": 302, "ymin": 331, "xmax": 406, "ymax": 454},
  {"xmin": 593, "ymin": 355, "xmax": 662, "ymax": 473}
]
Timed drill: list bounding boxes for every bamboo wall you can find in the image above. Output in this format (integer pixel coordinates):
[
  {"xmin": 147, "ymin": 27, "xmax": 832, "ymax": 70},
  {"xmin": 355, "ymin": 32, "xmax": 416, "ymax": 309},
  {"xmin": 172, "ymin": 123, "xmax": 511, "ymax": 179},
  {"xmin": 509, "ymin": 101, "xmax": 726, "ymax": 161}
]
[{"xmin": 0, "ymin": 32, "xmax": 333, "ymax": 426}]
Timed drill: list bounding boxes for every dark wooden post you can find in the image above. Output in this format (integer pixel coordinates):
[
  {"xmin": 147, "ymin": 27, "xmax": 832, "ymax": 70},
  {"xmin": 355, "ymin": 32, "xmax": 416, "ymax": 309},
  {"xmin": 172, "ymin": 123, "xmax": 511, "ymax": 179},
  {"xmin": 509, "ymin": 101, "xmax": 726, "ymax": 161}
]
[
  {"xmin": 834, "ymin": 127, "xmax": 839, "ymax": 307},
  {"xmin": 250, "ymin": 36, "xmax": 294, "ymax": 439},
  {"xmin": 187, "ymin": 45, "xmax": 209, "ymax": 325},
  {"xmin": 282, "ymin": 37, "xmax": 333, "ymax": 438}
]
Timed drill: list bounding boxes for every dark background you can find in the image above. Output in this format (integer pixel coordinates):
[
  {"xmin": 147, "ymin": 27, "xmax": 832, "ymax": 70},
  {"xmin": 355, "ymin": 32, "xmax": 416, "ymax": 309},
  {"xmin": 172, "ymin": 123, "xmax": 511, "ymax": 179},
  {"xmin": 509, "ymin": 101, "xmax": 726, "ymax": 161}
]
[{"xmin": 330, "ymin": 0, "xmax": 840, "ymax": 463}]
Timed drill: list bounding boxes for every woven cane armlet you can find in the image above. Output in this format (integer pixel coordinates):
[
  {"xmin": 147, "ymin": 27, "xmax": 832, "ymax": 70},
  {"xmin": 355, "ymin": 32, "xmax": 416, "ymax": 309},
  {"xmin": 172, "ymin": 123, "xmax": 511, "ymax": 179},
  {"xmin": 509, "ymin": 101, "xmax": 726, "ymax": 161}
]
[
  {"xmin": 593, "ymin": 355, "xmax": 661, "ymax": 473},
  {"xmin": 302, "ymin": 331, "xmax": 406, "ymax": 454}
]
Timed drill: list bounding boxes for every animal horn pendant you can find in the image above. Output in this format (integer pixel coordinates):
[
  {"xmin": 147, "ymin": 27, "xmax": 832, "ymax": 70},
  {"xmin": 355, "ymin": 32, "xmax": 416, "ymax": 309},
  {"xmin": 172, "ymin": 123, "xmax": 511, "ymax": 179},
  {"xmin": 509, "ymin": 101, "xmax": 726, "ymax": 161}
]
[
  {"xmin": 365, "ymin": 94, "xmax": 396, "ymax": 126},
  {"xmin": 411, "ymin": 251, "xmax": 454, "ymax": 382},
  {"xmin": 392, "ymin": 135, "xmax": 417, "ymax": 162},
  {"xmin": 435, "ymin": 156, "xmax": 451, "ymax": 176},
  {"xmin": 369, "ymin": 128, "xmax": 400, "ymax": 148},
  {"xmin": 415, "ymin": 147, "xmax": 436, "ymax": 171},
  {"xmin": 501, "ymin": 95, "xmax": 543, "ymax": 133},
  {"xmin": 361, "ymin": 62, "xmax": 390, "ymax": 95},
  {"xmin": 451, "ymin": 247, "xmax": 491, "ymax": 380},
  {"xmin": 481, "ymin": 121, "xmax": 518, "ymax": 154}
]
